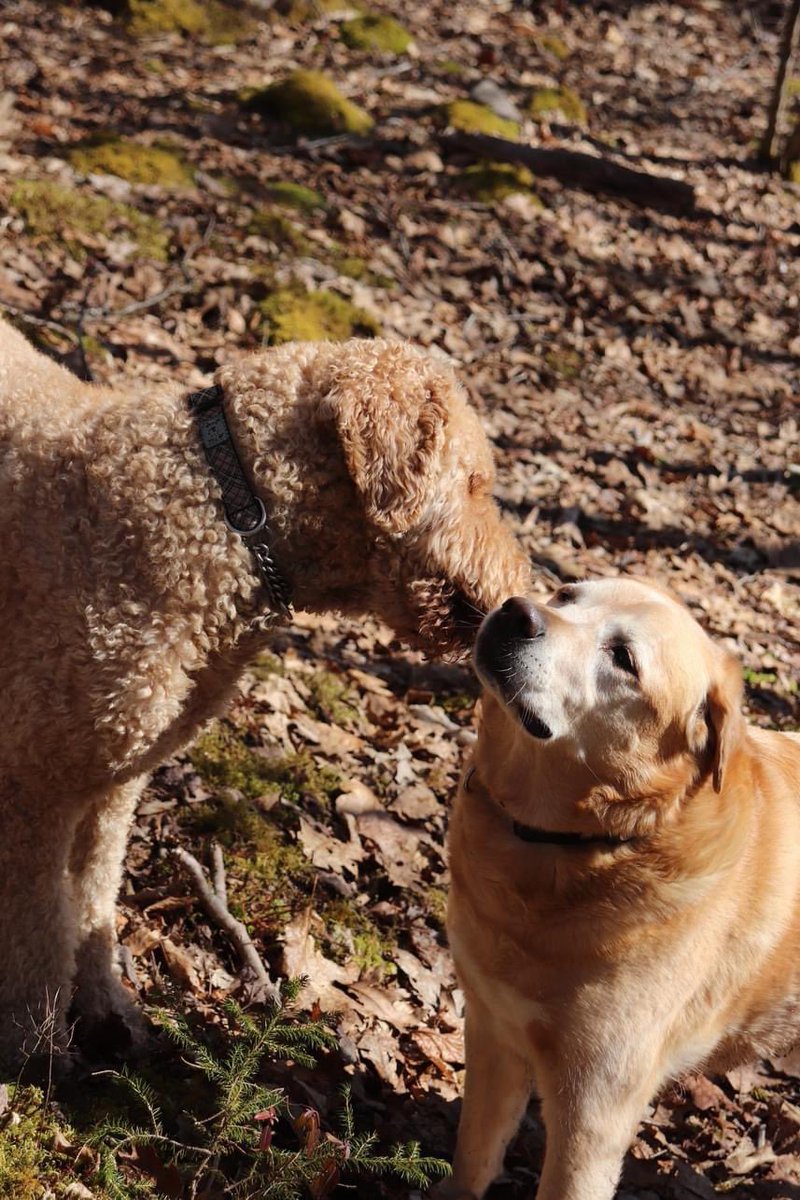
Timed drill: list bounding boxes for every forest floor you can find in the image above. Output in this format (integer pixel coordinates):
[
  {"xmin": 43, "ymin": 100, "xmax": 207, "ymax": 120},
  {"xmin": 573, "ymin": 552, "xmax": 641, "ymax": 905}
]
[{"xmin": 0, "ymin": 0, "xmax": 799, "ymax": 1196}]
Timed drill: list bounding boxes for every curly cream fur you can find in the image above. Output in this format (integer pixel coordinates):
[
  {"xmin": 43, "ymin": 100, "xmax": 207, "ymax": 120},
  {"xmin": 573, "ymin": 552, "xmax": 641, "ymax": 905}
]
[{"xmin": 0, "ymin": 321, "xmax": 530, "ymax": 1065}]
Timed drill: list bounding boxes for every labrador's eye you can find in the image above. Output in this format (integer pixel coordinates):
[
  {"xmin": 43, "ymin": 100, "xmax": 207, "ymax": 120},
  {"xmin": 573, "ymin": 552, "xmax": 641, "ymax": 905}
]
[
  {"xmin": 555, "ymin": 586, "xmax": 576, "ymax": 604},
  {"xmin": 610, "ymin": 643, "xmax": 638, "ymax": 677}
]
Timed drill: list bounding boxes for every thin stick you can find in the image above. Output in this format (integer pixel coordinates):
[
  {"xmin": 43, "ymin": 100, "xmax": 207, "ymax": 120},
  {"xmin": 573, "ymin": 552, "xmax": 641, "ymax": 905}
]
[{"xmin": 171, "ymin": 845, "xmax": 279, "ymax": 1002}]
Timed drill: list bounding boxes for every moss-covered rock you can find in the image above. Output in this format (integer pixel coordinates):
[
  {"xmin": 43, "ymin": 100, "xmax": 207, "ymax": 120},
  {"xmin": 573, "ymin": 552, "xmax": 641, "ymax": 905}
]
[
  {"xmin": 340, "ymin": 13, "xmax": 412, "ymax": 54},
  {"xmin": 264, "ymin": 180, "xmax": 325, "ymax": 212},
  {"xmin": 436, "ymin": 57, "xmax": 468, "ymax": 77},
  {"xmin": 443, "ymin": 100, "xmax": 519, "ymax": 139},
  {"xmin": 248, "ymin": 209, "xmax": 311, "ymax": 253},
  {"xmin": 272, "ymin": 0, "xmax": 343, "ymax": 24},
  {"xmin": 246, "ymin": 70, "xmax": 374, "ymax": 137},
  {"xmin": 544, "ymin": 347, "xmax": 583, "ymax": 380},
  {"xmin": 528, "ymin": 85, "xmax": 586, "ymax": 124},
  {"xmin": 126, "ymin": 0, "xmax": 256, "ymax": 42},
  {"xmin": 67, "ymin": 136, "xmax": 194, "ymax": 187},
  {"xmin": 537, "ymin": 33, "xmax": 570, "ymax": 60},
  {"xmin": 457, "ymin": 161, "xmax": 539, "ymax": 203},
  {"xmin": 336, "ymin": 255, "xmax": 392, "ymax": 286},
  {"xmin": 10, "ymin": 179, "xmax": 168, "ymax": 261},
  {"xmin": 259, "ymin": 286, "xmax": 380, "ymax": 344}
]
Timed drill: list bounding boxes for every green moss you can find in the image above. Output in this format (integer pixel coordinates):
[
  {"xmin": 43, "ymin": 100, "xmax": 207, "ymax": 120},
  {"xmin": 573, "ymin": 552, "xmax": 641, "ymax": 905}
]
[
  {"xmin": 443, "ymin": 100, "xmax": 519, "ymax": 139},
  {"xmin": 246, "ymin": 70, "xmax": 374, "ymax": 137},
  {"xmin": 250, "ymin": 651, "xmax": 286, "ymax": 680},
  {"xmin": 538, "ymin": 33, "xmax": 570, "ymax": 60},
  {"xmin": 68, "ymin": 136, "xmax": 194, "ymax": 187},
  {"xmin": 307, "ymin": 669, "xmax": 362, "ymax": 726},
  {"xmin": 423, "ymin": 886, "xmax": 448, "ymax": 930},
  {"xmin": 457, "ymin": 161, "xmax": 539, "ymax": 203},
  {"xmin": 263, "ymin": 180, "xmax": 325, "ymax": 213},
  {"xmin": 320, "ymin": 249, "xmax": 389, "ymax": 286},
  {"xmin": 787, "ymin": 160, "xmax": 800, "ymax": 184},
  {"xmin": 259, "ymin": 286, "xmax": 380, "ymax": 344},
  {"xmin": 10, "ymin": 179, "xmax": 168, "ymax": 261},
  {"xmin": 544, "ymin": 347, "xmax": 582, "ymax": 379},
  {"xmin": 188, "ymin": 792, "xmax": 315, "ymax": 929},
  {"xmin": 324, "ymin": 899, "xmax": 397, "ymax": 978},
  {"xmin": 127, "ymin": 0, "xmax": 256, "ymax": 42},
  {"xmin": 742, "ymin": 668, "xmax": 778, "ymax": 687},
  {"xmin": 248, "ymin": 209, "xmax": 311, "ymax": 253},
  {"xmin": 528, "ymin": 85, "xmax": 587, "ymax": 124},
  {"xmin": 436, "ymin": 58, "xmax": 467, "ymax": 77},
  {"xmin": 788, "ymin": 76, "xmax": 800, "ymax": 97},
  {"xmin": 439, "ymin": 691, "xmax": 476, "ymax": 715},
  {"xmin": 0, "ymin": 1086, "xmax": 88, "ymax": 1199},
  {"xmin": 340, "ymin": 14, "xmax": 412, "ymax": 54},
  {"xmin": 191, "ymin": 724, "xmax": 342, "ymax": 809}
]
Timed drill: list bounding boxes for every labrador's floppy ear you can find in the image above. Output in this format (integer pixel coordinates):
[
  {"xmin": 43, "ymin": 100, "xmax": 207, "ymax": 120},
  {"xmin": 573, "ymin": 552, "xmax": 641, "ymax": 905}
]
[
  {"xmin": 703, "ymin": 648, "xmax": 745, "ymax": 793},
  {"xmin": 324, "ymin": 344, "xmax": 451, "ymax": 534}
]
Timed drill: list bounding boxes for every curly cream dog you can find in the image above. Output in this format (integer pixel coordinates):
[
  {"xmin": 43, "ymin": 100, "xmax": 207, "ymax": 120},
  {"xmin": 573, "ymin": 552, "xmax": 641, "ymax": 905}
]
[
  {"xmin": 0, "ymin": 319, "xmax": 531, "ymax": 1066},
  {"xmin": 446, "ymin": 578, "xmax": 800, "ymax": 1200}
]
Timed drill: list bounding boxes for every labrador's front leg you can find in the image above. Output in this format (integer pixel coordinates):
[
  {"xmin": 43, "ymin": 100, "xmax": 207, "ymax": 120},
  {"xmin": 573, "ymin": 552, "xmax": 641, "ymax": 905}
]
[
  {"xmin": 533, "ymin": 1041, "xmax": 659, "ymax": 1200},
  {"xmin": 442, "ymin": 992, "xmax": 536, "ymax": 1200}
]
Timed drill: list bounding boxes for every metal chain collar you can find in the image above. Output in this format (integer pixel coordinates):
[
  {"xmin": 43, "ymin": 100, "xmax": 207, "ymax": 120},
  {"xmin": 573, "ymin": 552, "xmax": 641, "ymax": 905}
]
[{"xmin": 187, "ymin": 384, "xmax": 293, "ymax": 623}]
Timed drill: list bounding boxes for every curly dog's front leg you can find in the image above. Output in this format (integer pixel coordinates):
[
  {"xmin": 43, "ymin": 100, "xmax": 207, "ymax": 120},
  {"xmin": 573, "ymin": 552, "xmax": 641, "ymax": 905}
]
[
  {"xmin": 0, "ymin": 790, "xmax": 78, "ymax": 1070},
  {"xmin": 68, "ymin": 778, "xmax": 146, "ymax": 1053}
]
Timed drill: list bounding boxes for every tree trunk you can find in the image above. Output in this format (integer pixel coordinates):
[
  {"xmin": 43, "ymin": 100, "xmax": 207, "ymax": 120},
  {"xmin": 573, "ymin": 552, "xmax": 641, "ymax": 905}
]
[{"xmin": 759, "ymin": 0, "xmax": 800, "ymax": 164}]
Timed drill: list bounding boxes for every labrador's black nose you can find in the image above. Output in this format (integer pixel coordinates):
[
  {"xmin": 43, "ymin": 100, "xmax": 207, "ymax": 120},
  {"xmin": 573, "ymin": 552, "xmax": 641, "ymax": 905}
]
[{"xmin": 500, "ymin": 596, "xmax": 545, "ymax": 640}]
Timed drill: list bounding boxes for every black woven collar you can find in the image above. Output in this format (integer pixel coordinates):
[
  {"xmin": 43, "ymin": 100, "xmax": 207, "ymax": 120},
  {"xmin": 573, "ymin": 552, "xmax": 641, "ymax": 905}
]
[
  {"xmin": 510, "ymin": 821, "xmax": 632, "ymax": 849},
  {"xmin": 188, "ymin": 384, "xmax": 293, "ymax": 621},
  {"xmin": 462, "ymin": 766, "xmax": 634, "ymax": 850}
]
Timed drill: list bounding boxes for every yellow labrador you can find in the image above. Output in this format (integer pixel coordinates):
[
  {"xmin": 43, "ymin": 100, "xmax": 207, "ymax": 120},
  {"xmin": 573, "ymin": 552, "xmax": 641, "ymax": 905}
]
[{"xmin": 446, "ymin": 577, "xmax": 800, "ymax": 1200}]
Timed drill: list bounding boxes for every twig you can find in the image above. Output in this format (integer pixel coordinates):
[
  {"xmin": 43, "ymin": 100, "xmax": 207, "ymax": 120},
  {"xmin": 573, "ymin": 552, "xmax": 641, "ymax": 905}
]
[
  {"xmin": 77, "ymin": 279, "xmax": 195, "ymax": 322},
  {"xmin": 171, "ymin": 845, "xmax": 279, "ymax": 1002},
  {"xmin": 0, "ymin": 304, "xmax": 78, "ymax": 342},
  {"xmin": 439, "ymin": 131, "xmax": 696, "ymax": 212}
]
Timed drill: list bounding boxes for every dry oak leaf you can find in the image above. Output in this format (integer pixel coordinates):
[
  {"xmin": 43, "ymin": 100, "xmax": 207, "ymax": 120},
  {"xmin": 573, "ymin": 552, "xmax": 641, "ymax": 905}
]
[
  {"xmin": 282, "ymin": 910, "xmax": 357, "ymax": 1011},
  {"xmin": 297, "ymin": 815, "xmax": 365, "ymax": 876},
  {"xmin": 355, "ymin": 810, "xmax": 426, "ymax": 889},
  {"xmin": 344, "ymin": 980, "xmax": 417, "ymax": 1031},
  {"xmin": 160, "ymin": 937, "xmax": 202, "ymax": 991}
]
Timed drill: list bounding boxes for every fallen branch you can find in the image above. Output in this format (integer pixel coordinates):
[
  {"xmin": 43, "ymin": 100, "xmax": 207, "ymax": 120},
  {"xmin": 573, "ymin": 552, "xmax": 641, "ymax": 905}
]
[
  {"xmin": 439, "ymin": 131, "xmax": 696, "ymax": 211},
  {"xmin": 172, "ymin": 843, "xmax": 279, "ymax": 1003}
]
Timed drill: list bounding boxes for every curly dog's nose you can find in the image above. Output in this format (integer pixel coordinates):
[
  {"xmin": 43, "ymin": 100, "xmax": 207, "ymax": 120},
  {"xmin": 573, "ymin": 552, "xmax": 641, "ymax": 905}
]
[{"xmin": 500, "ymin": 596, "xmax": 545, "ymax": 640}]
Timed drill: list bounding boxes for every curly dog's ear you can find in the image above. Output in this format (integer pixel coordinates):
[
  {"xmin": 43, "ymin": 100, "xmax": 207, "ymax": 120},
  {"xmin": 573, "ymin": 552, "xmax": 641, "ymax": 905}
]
[{"xmin": 326, "ymin": 348, "xmax": 451, "ymax": 534}]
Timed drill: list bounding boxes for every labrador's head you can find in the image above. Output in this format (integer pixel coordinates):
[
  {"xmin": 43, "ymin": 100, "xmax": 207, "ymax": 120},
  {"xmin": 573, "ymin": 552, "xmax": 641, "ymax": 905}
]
[{"xmin": 473, "ymin": 578, "xmax": 744, "ymax": 832}]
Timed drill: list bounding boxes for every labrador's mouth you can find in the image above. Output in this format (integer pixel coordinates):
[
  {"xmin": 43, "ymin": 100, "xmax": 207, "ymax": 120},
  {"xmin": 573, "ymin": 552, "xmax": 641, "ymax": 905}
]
[{"xmin": 518, "ymin": 707, "xmax": 553, "ymax": 740}]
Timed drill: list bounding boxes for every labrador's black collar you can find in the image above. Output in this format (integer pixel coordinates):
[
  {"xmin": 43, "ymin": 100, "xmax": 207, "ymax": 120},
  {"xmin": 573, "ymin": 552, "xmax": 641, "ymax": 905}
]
[
  {"xmin": 462, "ymin": 766, "xmax": 634, "ymax": 850},
  {"xmin": 510, "ymin": 820, "xmax": 632, "ymax": 849}
]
